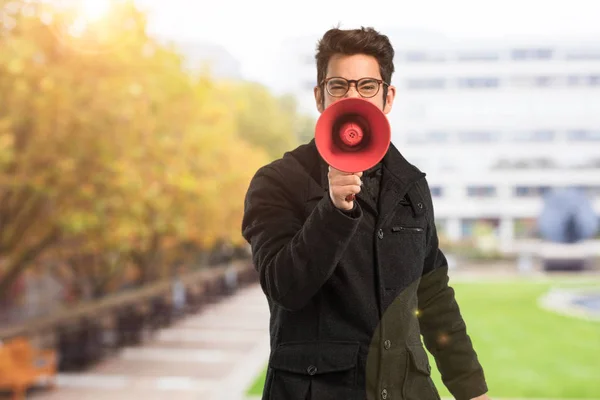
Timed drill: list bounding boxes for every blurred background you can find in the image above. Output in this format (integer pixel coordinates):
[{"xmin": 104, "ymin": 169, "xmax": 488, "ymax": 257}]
[{"xmin": 0, "ymin": 0, "xmax": 599, "ymax": 399}]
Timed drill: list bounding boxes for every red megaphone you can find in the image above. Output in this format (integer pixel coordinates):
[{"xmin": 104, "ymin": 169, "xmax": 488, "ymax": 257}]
[{"xmin": 315, "ymin": 97, "xmax": 391, "ymax": 174}]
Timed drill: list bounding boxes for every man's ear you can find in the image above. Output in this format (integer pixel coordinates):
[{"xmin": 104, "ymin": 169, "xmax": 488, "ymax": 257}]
[
  {"xmin": 314, "ymin": 86, "xmax": 324, "ymax": 113},
  {"xmin": 383, "ymin": 85, "xmax": 396, "ymax": 114}
]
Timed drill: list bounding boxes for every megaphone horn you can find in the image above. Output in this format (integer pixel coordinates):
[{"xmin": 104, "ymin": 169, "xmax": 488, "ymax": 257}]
[
  {"xmin": 331, "ymin": 114, "xmax": 369, "ymax": 150},
  {"xmin": 315, "ymin": 97, "xmax": 391, "ymax": 201}
]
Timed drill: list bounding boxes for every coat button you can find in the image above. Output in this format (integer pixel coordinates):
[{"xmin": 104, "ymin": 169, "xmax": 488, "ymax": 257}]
[
  {"xmin": 384, "ymin": 340, "xmax": 391, "ymax": 350},
  {"xmin": 417, "ymin": 202, "xmax": 424, "ymax": 209},
  {"xmin": 377, "ymin": 229, "xmax": 384, "ymax": 239},
  {"xmin": 307, "ymin": 365, "xmax": 317, "ymax": 375},
  {"xmin": 381, "ymin": 388, "xmax": 388, "ymax": 399}
]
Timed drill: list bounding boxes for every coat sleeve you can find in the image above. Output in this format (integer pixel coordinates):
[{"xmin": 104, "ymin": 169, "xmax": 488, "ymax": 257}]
[
  {"xmin": 241, "ymin": 164, "xmax": 363, "ymax": 311},
  {"xmin": 416, "ymin": 182, "xmax": 489, "ymax": 400}
]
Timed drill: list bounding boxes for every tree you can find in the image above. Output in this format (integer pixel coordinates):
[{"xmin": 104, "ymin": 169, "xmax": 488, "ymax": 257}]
[
  {"xmin": 279, "ymin": 93, "xmax": 317, "ymax": 144},
  {"xmin": 222, "ymin": 81, "xmax": 300, "ymax": 160},
  {"xmin": 0, "ymin": 0, "xmax": 302, "ymax": 297}
]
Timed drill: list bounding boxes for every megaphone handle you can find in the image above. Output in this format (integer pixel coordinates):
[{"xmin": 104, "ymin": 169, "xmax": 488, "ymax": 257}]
[{"xmin": 345, "ymin": 194, "xmax": 356, "ymax": 202}]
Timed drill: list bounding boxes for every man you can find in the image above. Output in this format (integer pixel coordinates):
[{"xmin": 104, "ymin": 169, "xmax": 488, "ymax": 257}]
[{"xmin": 242, "ymin": 26, "xmax": 490, "ymax": 400}]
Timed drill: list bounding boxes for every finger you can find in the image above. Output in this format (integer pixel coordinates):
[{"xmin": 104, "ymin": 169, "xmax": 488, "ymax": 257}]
[
  {"xmin": 329, "ymin": 174, "xmax": 352, "ymax": 184},
  {"xmin": 346, "ymin": 185, "xmax": 361, "ymax": 195},
  {"xmin": 333, "ymin": 185, "xmax": 361, "ymax": 198},
  {"xmin": 328, "ymin": 166, "xmax": 357, "ymax": 176},
  {"xmin": 330, "ymin": 175, "xmax": 362, "ymax": 187}
]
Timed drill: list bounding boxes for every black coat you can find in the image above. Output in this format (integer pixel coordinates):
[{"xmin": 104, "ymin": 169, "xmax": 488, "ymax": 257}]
[{"xmin": 242, "ymin": 140, "xmax": 488, "ymax": 400}]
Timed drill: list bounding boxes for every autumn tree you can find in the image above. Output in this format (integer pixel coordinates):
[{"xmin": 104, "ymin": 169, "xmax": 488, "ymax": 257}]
[{"xmin": 0, "ymin": 0, "xmax": 302, "ymax": 298}]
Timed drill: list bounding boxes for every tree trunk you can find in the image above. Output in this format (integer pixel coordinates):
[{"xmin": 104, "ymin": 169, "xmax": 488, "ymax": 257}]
[
  {"xmin": 131, "ymin": 232, "xmax": 161, "ymax": 284},
  {"xmin": 0, "ymin": 228, "xmax": 60, "ymax": 299}
]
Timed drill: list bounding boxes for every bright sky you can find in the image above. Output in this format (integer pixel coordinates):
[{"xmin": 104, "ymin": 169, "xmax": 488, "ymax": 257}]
[{"xmin": 129, "ymin": 0, "xmax": 600, "ymax": 85}]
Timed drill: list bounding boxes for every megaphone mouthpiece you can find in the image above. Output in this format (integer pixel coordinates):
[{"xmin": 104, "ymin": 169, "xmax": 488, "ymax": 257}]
[{"xmin": 339, "ymin": 121, "xmax": 364, "ymax": 147}]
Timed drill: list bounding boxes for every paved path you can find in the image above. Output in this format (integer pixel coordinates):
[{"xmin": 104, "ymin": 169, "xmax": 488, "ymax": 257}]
[
  {"xmin": 30, "ymin": 284, "xmax": 270, "ymax": 400},
  {"xmin": 25, "ymin": 272, "xmax": 600, "ymax": 400}
]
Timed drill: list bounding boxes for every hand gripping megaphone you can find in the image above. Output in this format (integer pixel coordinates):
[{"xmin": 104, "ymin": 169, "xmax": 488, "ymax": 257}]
[{"xmin": 315, "ymin": 97, "xmax": 391, "ymax": 201}]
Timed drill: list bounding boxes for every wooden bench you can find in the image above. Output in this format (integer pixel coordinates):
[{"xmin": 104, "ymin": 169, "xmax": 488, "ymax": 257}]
[{"xmin": 0, "ymin": 337, "xmax": 57, "ymax": 399}]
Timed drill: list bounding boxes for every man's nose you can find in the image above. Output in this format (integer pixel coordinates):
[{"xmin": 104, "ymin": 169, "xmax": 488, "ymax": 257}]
[{"xmin": 344, "ymin": 83, "xmax": 360, "ymax": 98}]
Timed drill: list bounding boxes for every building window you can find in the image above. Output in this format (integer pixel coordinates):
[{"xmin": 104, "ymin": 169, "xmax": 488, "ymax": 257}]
[
  {"xmin": 430, "ymin": 186, "xmax": 444, "ymax": 197},
  {"xmin": 568, "ymin": 75, "xmax": 584, "ymax": 86},
  {"xmin": 458, "ymin": 131, "xmax": 500, "ymax": 143},
  {"xmin": 458, "ymin": 77, "xmax": 500, "ymax": 88},
  {"xmin": 467, "ymin": 186, "xmax": 497, "ymax": 197},
  {"xmin": 535, "ymin": 76, "xmax": 556, "ymax": 87},
  {"xmin": 515, "ymin": 158, "xmax": 557, "ymax": 169},
  {"xmin": 406, "ymin": 131, "xmax": 449, "ymax": 144},
  {"xmin": 513, "ymin": 130, "xmax": 556, "ymax": 142},
  {"xmin": 403, "ymin": 52, "xmax": 446, "ymax": 63},
  {"xmin": 511, "ymin": 48, "xmax": 554, "ymax": 60},
  {"xmin": 493, "ymin": 158, "xmax": 557, "ymax": 169},
  {"xmin": 569, "ymin": 186, "xmax": 600, "ymax": 197},
  {"xmin": 580, "ymin": 186, "xmax": 600, "ymax": 197},
  {"xmin": 567, "ymin": 75, "xmax": 600, "ymax": 87},
  {"xmin": 405, "ymin": 78, "xmax": 446, "ymax": 89},
  {"xmin": 428, "ymin": 131, "xmax": 449, "ymax": 142},
  {"xmin": 456, "ymin": 52, "xmax": 499, "ymax": 62},
  {"xmin": 514, "ymin": 186, "xmax": 552, "ymax": 197},
  {"xmin": 567, "ymin": 130, "xmax": 600, "ymax": 141},
  {"xmin": 510, "ymin": 74, "xmax": 599, "ymax": 88},
  {"xmin": 511, "ymin": 75, "xmax": 565, "ymax": 88},
  {"xmin": 565, "ymin": 49, "xmax": 600, "ymax": 60}
]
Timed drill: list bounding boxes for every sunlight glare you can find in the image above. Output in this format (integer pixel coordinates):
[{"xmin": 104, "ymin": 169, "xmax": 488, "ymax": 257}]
[
  {"xmin": 63, "ymin": 0, "xmax": 113, "ymax": 37},
  {"xmin": 79, "ymin": 0, "xmax": 112, "ymax": 23}
]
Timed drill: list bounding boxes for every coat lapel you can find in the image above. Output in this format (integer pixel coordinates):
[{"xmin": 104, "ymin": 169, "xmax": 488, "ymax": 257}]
[
  {"xmin": 315, "ymin": 140, "xmax": 425, "ymax": 222},
  {"xmin": 357, "ymin": 181, "xmax": 379, "ymax": 216},
  {"xmin": 378, "ymin": 143, "xmax": 426, "ymax": 225}
]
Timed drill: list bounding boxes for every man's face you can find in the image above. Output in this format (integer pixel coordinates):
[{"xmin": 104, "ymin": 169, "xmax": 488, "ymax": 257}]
[{"xmin": 314, "ymin": 53, "xmax": 396, "ymax": 114}]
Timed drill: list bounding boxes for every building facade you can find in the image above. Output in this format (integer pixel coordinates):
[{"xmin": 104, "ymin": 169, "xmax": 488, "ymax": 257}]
[{"xmin": 276, "ymin": 31, "xmax": 600, "ymax": 250}]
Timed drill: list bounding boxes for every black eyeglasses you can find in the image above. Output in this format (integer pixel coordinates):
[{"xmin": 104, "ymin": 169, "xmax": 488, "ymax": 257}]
[{"xmin": 321, "ymin": 77, "xmax": 389, "ymax": 98}]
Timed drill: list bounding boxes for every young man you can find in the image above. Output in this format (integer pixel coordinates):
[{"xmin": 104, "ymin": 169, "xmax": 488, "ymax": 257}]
[{"xmin": 242, "ymin": 27, "xmax": 490, "ymax": 400}]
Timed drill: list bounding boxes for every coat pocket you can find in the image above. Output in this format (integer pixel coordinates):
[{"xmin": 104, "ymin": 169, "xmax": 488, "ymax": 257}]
[
  {"xmin": 268, "ymin": 341, "xmax": 361, "ymax": 400},
  {"xmin": 391, "ymin": 226, "xmax": 425, "ymax": 234},
  {"xmin": 403, "ymin": 345, "xmax": 441, "ymax": 400},
  {"xmin": 382, "ymin": 225, "xmax": 427, "ymax": 290}
]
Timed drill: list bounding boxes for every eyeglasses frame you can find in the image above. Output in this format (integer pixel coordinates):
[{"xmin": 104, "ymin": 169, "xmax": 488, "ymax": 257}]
[{"xmin": 319, "ymin": 76, "xmax": 390, "ymax": 98}]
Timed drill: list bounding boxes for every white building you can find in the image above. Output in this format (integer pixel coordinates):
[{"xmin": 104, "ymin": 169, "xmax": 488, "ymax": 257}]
[{"xmin": 275, "ymin": 30, "xmax": 600, "ymax": 250}]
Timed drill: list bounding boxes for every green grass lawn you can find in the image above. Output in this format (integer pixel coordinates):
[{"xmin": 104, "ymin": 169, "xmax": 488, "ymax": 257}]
[{"xmin": 246, "ymin": 278, "xmax": 600, "ymax": 398}]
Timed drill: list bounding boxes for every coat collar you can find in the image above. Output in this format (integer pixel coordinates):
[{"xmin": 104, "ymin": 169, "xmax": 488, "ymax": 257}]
[
  {"xmin": 315, "ymin": 140, "xmax": 424, "ymax": 189},
  {"xmin": 313, "ymin": 139, "xmax": 426, "ymax": 218},
  {"xmin": 378, "ymin": 143, "xmax": 427, "ymax": 220}
]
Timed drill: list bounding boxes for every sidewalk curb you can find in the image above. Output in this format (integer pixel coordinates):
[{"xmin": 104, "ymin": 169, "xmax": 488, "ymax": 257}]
[
  {"xmin": 244, "ymin": 395, "xmax": 600, "ymax": 400},
  {"xmin": 222, "ymin": 334, "xmax": 270, "ymax": 400}
]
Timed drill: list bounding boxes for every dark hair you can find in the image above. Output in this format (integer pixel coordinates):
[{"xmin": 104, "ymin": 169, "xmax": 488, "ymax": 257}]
[{"xmin": 315, "ymin": 26, "xmax": 395, "ymax": 92}]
